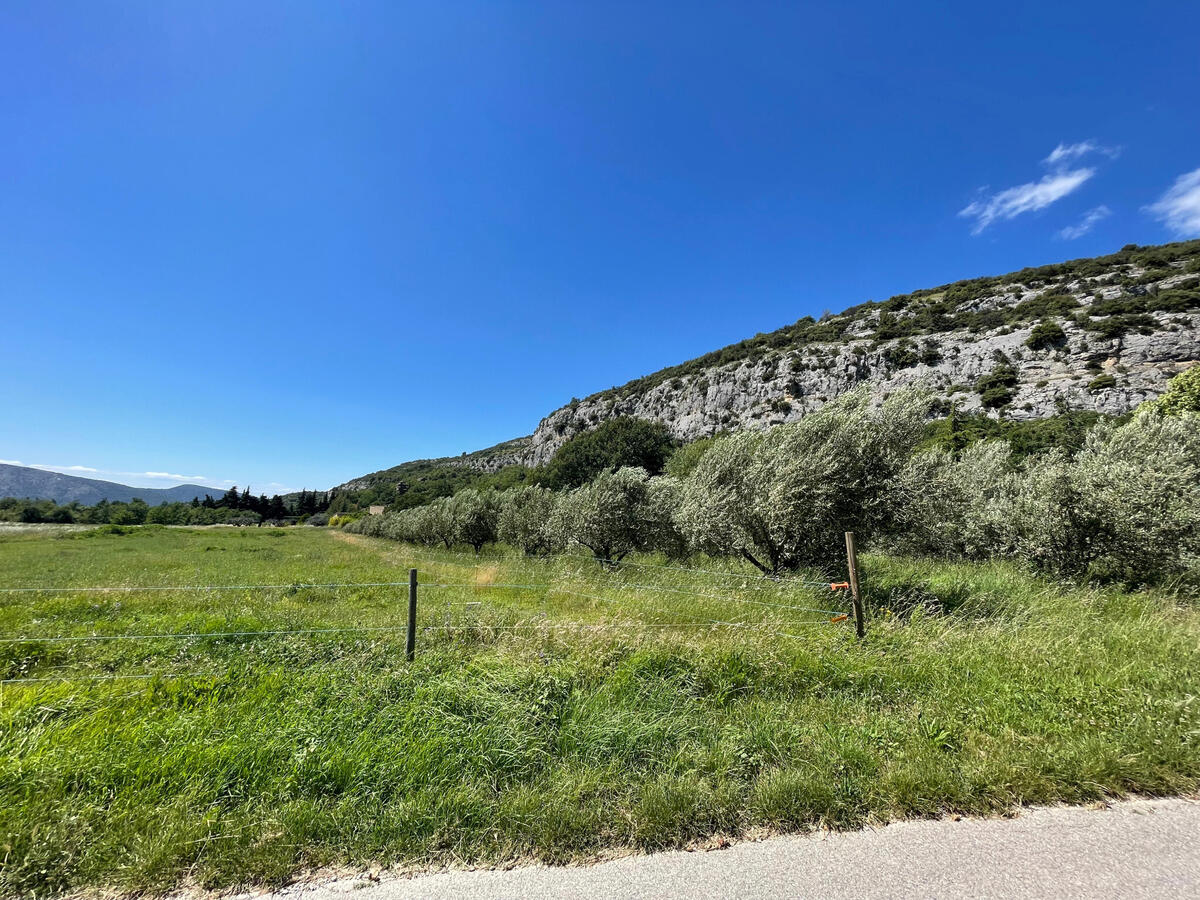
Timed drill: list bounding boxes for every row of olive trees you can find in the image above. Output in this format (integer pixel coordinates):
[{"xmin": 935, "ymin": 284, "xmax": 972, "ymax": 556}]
[
  {"xmin": 347, "ymin": 388, "xmax": 932, "ymax": 573},
  {"xmin": 345, "ymin": 471, "xmax": 687, "ymax": 563},
  {"xmin": 346, "ymin": 378, "xmax": 1200, "ymax": 586},
  {"xmin": 891, "ymin": 410, "xmax": 1200, "ymax": 584}
]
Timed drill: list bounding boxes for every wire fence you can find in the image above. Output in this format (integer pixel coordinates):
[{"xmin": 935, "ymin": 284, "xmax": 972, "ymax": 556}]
[
  {"xmin": 0, "ymin": 540, "xmax": 865, "ymax": 689},
  {"xmin": 338, "ymin": 541, "xmax": 844, "ymax": 588}
]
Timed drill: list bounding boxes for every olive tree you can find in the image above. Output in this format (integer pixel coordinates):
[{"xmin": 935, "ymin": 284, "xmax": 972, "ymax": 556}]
[
  {"xmin": 889, "ymin": 441, "xmax": 1013, "ymax": 558},
  {"xmin": 450, "ymin": 488, "xmax": 500, "ymax": 553},
  {"xmin": 549, "ymin": 466, "xmax": 651, "ymax": 563},
  {"xmin": 988, "ymin": 449, "xmax": 1094, "ymax": 577},
  {"xmin": 497, "ymin": 485, "xmax": 563, "ymax": 555},
  {"xmin": 419, "ymin": 498, "xmax": 458, "ymax": 549},
  {"xmin": 677, "ymin": 388, "xmax": 930, "ymax": 574},
  {"xmin": 642, "ymin": 475, "xmax": 691, "ymax": 560},
  {"xmin": 997, "ymin": 409, "xmax": 1200, "ymax": 584}
]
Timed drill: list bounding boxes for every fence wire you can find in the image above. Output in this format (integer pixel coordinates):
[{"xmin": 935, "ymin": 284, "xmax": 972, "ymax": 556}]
[
  {"xmin": 0, "ymin": 581, "xmax": 413, "ymax": 594},
  {"xmin": 575, "ymin": 555, "xmax": 836, "ymax": 586},
  {"xmin": 0, "ymin": 567, "xmax": 855, "ymax": 685},
  {"xmin": 359, "ymin": 541, "xmax": 842, "ymax": 588}
]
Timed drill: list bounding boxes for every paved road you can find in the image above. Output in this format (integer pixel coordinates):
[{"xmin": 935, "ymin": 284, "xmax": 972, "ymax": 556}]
[{"xmin": 260, "ymin": 798, "xmax": 1199, "ymax": 899}]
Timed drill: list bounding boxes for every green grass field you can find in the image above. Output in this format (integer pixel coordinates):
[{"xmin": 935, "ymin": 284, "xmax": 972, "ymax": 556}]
[{"xmin": 1, "ymin": 525, "xmax": 1198, "ymax": 896}]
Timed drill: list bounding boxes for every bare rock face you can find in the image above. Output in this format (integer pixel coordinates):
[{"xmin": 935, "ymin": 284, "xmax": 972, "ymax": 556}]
[{"xmin": 514, "ymin": 272, "xmax": 1200, "ymax": 467}]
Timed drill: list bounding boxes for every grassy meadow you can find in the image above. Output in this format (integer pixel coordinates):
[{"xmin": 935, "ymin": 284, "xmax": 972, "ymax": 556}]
[{"xmin": 1, "ymin": 524, "xmax": 1198, "ymax": 896}]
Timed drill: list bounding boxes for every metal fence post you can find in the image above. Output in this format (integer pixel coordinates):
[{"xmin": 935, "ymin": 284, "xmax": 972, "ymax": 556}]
[
  {"xmin": 844, "ymin": 532, "xmax": 865, "ymax": 638},
  {"xmin": 406, "ymin": 568, "xmax": 417, "ymax": 661}
]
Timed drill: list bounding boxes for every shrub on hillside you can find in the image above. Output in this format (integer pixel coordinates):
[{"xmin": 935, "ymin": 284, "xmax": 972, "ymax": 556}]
[
  {"xmin": 540, "ymin": 417, "xmax": 676, "ymax": 489},
  {"xmin": 1156, "ymin": 364, "xmax": 1200, "ymax": 416},
  {"xmin": 1025, "ymin": 319, "xmax": 1066, "ymax": 351},
  {"xmin": 975, "ymin": 362, "xmax": 1019, "ymax": 409},
  {"xmin": 918, "ymin": 410, "xmax": 1116, "ymax": 459}
]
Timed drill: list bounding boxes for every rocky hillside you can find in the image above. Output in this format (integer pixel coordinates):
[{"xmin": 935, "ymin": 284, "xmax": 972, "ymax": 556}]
[
  {"xmin": 516, "ymin": 240, "xmax": 1200, "ymax": 466},
  {"xmin": 345, "ymin": 240, "xmax": 1199, "ymax": 485}
]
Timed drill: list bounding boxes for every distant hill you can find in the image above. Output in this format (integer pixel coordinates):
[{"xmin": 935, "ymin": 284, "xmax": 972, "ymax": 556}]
[{"xmin": 0, "ymin": 464, "xmax": 221, "ymax": 505}]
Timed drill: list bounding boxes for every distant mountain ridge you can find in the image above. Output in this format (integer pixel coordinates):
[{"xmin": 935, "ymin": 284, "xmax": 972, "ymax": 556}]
[{"xmin": 0, "ymin": 464, "xmax": 220, "ymax": 505}]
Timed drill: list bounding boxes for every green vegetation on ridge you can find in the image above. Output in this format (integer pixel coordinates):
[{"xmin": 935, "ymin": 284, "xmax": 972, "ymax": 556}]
[{"xmin": 588, "ymin": 239, "xmax": 1200, "ymax": 402}]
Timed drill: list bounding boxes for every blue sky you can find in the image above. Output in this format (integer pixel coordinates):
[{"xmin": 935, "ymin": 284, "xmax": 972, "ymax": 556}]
[{"xmin": 2, "ymin": 1, "xmax": 1198, "ymax": 495}]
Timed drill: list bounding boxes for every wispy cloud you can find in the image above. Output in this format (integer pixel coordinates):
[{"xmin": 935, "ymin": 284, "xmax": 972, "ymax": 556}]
[
  {"xmin": 142, "ymin": 471, "xmax": 207, "ymax": 482},
  {"xmin": 0, "ymin": 459, "xmax": 23, "ymax": 466},
  {"xmin": 1058, "ymin": 205, "xmax": 1112, "ymax": 240},
  {"xmin": 961, "ymin": 141, "xmax": 1122, "ymax": 235},
  {"xmin": 18, "ymin": 463, "xmax": 100, "ymax": 474},
  {"xmin": 1044, "ymin": 140, "xmax": 1120, "ymax": 165},
  {"xmin": 1145, "ymin": 167, "xmax": 1200, "ymax": 237},
  {"xmin": 960, "ymin": 168, "xmax": 1095, "ymax": 235}
]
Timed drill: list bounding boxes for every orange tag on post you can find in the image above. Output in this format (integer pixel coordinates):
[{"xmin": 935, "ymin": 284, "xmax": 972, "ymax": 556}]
[
  {"xmin": 830, "ymin": 614, "xmax": 849, "ymax": 623},
  {"xmin": 829, "ymin": 581, "xmax": 850, "ymax": 591}
]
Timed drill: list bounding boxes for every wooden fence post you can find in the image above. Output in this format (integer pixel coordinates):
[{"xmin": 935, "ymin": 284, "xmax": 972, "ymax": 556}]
[
  {"xmin": 406, "ymin": 568, "xmax": 417, "ymax": 661},
  {"xmin": 844, "ymin": 532, "xmax": 865, "ymax": 638}
]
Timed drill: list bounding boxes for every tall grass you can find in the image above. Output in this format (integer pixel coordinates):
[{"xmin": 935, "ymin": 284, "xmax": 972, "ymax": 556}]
[{"xmin": 1, "ymin": 526, "xmax": 1197, "ymax": 896}]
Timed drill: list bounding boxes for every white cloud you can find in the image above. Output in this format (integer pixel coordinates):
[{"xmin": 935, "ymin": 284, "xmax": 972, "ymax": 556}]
[
  {"xmin": 960, "ymin": 168, "xmax": 1095, "ymax": 234},
  {"xmin": 0, "ymin": 459, "xmax": 23, "ymax": 466},
  {"xmin": 1058, "ymin": 205, "xmax": 1112, "ymax": 240},
  {"xmin": 142, "ymin": 471, "xmax": 208, "ymax": 482},
  {"xmin": 1145, "ymin": 167, "xmax": 1200, "ymax": 237},
  {"xmin": 1044, "ymin": 140, "xmax": 1120, "ymax": 165}
]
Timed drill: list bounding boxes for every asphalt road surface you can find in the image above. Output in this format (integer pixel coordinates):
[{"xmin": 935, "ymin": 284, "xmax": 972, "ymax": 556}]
[{"xmin": 256, "ymin": 798, "xmax": 1199, "ymax": 900}]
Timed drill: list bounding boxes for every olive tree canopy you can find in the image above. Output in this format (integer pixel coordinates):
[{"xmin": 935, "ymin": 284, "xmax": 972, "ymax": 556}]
[
  {"xmin": 497, "ymin": 485, "xmax": 563, "ymax": 555},
  {"xmin": 677, "ymin": 388, "xmax": 930, "ymax": 574},
  {"xmin": 549, "ymin": 466, "xmax": 651, "ymax": 562},
  {"xmin": 449, "ymin": 488, "xmax": 500, "ymax": 553}
]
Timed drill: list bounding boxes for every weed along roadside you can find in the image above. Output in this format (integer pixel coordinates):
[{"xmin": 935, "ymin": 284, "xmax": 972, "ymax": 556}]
[{"xmin": 1, "ymin": 525, "xmax": 1198, "ymax": 896}]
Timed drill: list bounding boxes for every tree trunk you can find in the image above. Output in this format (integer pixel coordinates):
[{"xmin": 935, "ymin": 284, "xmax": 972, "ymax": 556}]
[{"xmin": 740, "ymin": 548, "xmax": 772, "ymax": 575}]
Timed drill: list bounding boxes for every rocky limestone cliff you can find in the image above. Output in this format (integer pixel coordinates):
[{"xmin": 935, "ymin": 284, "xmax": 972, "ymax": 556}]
[
  {"xmin": 522, "ymin": 317, "xmax": 1195, "ymax": 466},
  {"xmin": 511, "ymin": 263, "xmax": 1199, "ymax": 467},
  {"xmin": 361, "ymin": 245, "xmax": 1200, "ymax": 481}
]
